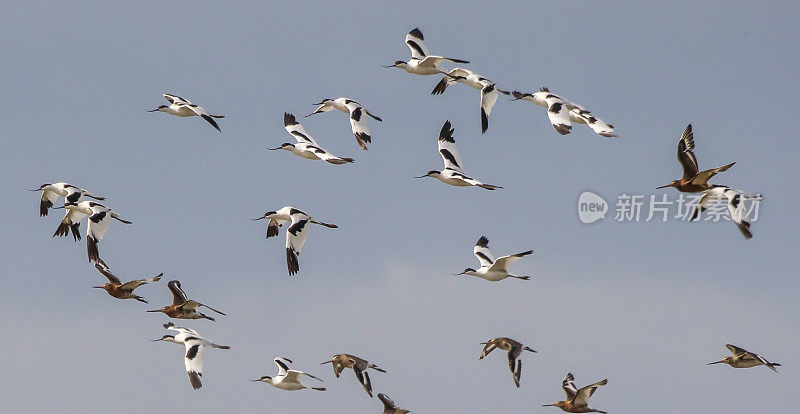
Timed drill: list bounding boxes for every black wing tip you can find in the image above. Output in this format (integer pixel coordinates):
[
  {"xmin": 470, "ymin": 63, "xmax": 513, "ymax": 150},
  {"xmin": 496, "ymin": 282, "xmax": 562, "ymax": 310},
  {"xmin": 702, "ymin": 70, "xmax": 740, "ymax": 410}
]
[
  {"xmin": 439, "ymin": 120, "xmax": 455, "ymax": 142},
  {"xmin": 266, "ymin": 225, "xmax": 279, "ymax": 238},
  {"xmin": 87, "ymin": 236, "xmax": 100, "ymax": 263},
  {"xmin": 286, "ymin": 248, "xmax": 299, "ymax": 276},
  {"xmin": 450, "ymin": 58, "xmax": 470, "ymax": 64},
  {"xmin": 554, "ymin": 124, "xmax": 572, "ymax": 135},
  {"xmin": 188, "ymin": 371, "xmax": 203, "ymax": 389},
  {"xmin": 431, "ymin": 78, "xmax": 448, "ymax": 95},
  {"xmin": 201, "ymin": 114, "xmax": 222, "ymax": 132},
  {"xmin": 481, "ymin": 110, "xmax": 488, "ymax": 133},
  {"xmin": 409, "ymin": 28, "xmax": 423, "ymax": 39},
  {"xmin": 284, "ymin": 112, "xmax": 298, "ymax": 126},
  {"xmin": 476, "ymin": 236, "xmax": 489, "ymax": 247}
]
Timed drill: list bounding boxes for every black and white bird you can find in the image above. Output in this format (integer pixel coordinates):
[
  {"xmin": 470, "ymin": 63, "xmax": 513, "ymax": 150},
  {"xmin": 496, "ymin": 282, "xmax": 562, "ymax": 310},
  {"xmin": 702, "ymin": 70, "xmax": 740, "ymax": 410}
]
[
  {"xmin": 148, "ymin": 93, "xmax": 224, "ymax": 132},
  {"xmin": 377, "ymin": 393, "xmax": 412, "ymax": 414},
  {"xmin": 153, "ymin": 322, "xmax": 230, "ymax": 390},
  {"xmin": 431, "ymin": 68, "xmax": 507, "ymax": 133},
  {"xmin": 58, "ymin": 201, "xmax": 132, "ymax": 263},
  {"xmin": 251, "ymin": 357, "xmax": 326, "ymax": 391},
  {"xmin": 479, "ymin": 337, "xmax": 537, "ymax": 388},
  {"xmin": 416, "ymin": 120, "xmax": 502, "ymax": 190},
  {"xmin": 691, "ymin": 186, "xmax": 763, "ymax": 239},
  {"xmin": 304, "ymin": 98, "xmax": 382, "ymax": 150},
  {"xmin": 455, "ymin": 236, "xmax": 532, "ymax": 282},
  {"xmin": 321, "ymin": 354, "xmax": 386, "ymax": 398},
  {"xmin": 31, "ymin": 182, "xmax": 104, "ymax": 217},
  {"xmin": 384, "ymin": 28, "xmax": 469, "ymax": 76},
  {"xmin": 269, "ymin": 113, "xmax": 354, "ymax": 164},
  {"xmin": 511, "ymin": 88, "xmax": 616, "ymax": 137},
  {"xmin": 252, "ymin": 206, "xmax": 338, "ymax": 276}
]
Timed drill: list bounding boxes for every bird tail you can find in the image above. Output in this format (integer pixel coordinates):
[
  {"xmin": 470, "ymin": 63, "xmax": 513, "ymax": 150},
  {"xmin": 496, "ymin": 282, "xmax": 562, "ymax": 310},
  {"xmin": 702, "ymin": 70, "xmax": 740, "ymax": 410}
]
[{"xmin": 312, "ymin": 387, "xmax": 326, "ymax": 391}]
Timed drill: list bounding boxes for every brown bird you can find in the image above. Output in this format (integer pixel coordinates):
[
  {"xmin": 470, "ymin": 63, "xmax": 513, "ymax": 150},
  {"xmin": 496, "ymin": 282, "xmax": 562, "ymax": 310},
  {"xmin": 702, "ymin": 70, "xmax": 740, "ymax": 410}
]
[
  {"xmin": 658, "ymin": 124, "xmax": 735, "ymax": 192},
  {"xmin": 93, "ymin": 261, "xmax": 162, "ymax": 303},
  {"xmin": 377, "ymin": 393, "xmax": 411, "ymax": 414},
  {"xmin": 321, "ymin": 353, "xmax": 386, "ymax": 397},
  {"xmin": 479, "ymin": 337, "xmax": 537, "ymax": 388},
  {"xmin": 708, "ymin": 344, "xmax": 781, "ymax": 372},
  {"xmin": 543, "ymin": 373, "xmax": 608, "ymax": 413},
  {"xmin": 147, "ymin": 280, "xmax": 226, "ymax": 321}
]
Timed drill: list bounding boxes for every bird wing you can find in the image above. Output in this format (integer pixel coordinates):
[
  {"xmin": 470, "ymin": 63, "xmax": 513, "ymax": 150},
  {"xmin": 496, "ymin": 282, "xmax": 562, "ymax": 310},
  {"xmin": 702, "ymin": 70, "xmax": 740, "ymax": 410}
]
[
  {"xmin": 310, "ymin": 146, "xmax": 353, "ymax": 164},
  {"xmin": 437, "ymin": 120, "xmax": 464, "ymax": 172},
  {"xmin": 723, "ymin": 190, "xmax": 753, "ymax": 239},
  {"xmin": 163, "ymin": 93, "xmax": 190, "ymax": 105},
  {"xmin": 573, "ymin": 379, "xmax": 608, "ymax": 405},
  {"xmin": 164, "ymin": 322, "xmax": 199, "ymax": 336},
  {"xmin": 167, "ymin": 280, "xmax": 189, "ymax": 306},
  {"xmin": 480, "ymin": 82, "xmax": 498, "ymax": 133},
  {"xmin": 378, "ymin": 393, "xmax": 396, "ymax": 410},
  {"xmin": 345, "ymin": 102, "xmax": 372, "ymax": 151},
  {"xmin": 120, "ymin": 272, "xmax": 162, "ymax": 290},
  {"xmin": 677, "ymin": 124, "xmax": 699, "ymax": 181},
  {"xmin": 94, "ymin": 261, "xmax": 121, "ymax": 285},
  {"xmin": 353, "ymin": 368, "xmax": 373, "ymax": 397},
  {"xmin": 274, "ymin": 358, "xmax": 290, "ymax": 376},
  {"xmin": 431, "ymin": 68, "xmax": 472, "ymax": 95},
  {"xmin": 473, "ymin": 236, "xmax": 495, "ymax": 268},
  {"xmin": 543, "ymin": 94, "xmax": 572, "ymax": 135},
  {"xmin": 405, "ymin": 28, "xmax": 429, "ymax": 59},
  {"xmin": 508, "ymin": 351, "xmax": 522, "ymax": 388},
  {"xmin": 184, "ymin": 300, "xmax": 226, "ymax": 315},
  {"xmin": 480, "ymin": 339, "xmax": 498, "ymax": 359},
  {"xmin": 87, "ymin": 204, "xmax": 111, "ymax": 242},
  {"xmin": 562, "ymin": 373, "xmax": 578, "ymax": 400},
  {"xmin": 40, "ymin": 188, "xmax": 61, "ymax": 216},
  {"xmin": 418, "ymin": 55, "xmax": 469, "ymax": 67},
  {"xmin": 568, "ymin": 104, "xmax": 616, "ymax": 137},
  {"xmin": 726, "ymin": 344, "xmax": 749, "ymax": 356},
  {"xmin": 286, "ymin": 213, "xmax": 311, "ymax": 255},
  {"xmin": 489, "ymin": 250, "xmax": 533, "ymax": 272},
  {"xmin": 183, "ymin": 339, "xmax": 205, "ymax": 389},
  {"xmin": 284, "ymin": 113, "xmax": 319, "ymax": 145},
  {"xmin": 184, "ymin": 104, "xmax": 221, "ymax": 132},
  {"xmin": 689, "ymin": 162, "xmax": 735, "ymax": 187}
]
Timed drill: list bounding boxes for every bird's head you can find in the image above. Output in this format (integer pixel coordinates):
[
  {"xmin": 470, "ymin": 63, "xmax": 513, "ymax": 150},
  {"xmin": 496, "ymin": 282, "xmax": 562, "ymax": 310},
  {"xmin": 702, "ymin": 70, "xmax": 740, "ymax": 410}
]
[
  {"xmin": 415, "ymin": 170, "xmax": 439, "ymax": 179},
  {"xmin": 252, "ymin": 375, "xmax": 272, "ymax": 383},
  {"xmin": 151, "ymin": 334, "xmax": 178, "ymax": 343},
  {"xmin": 252, "ymin": 211, "xmax": 277, "ymax": 221},
  {"xmin": 267, "ymin": 143, "xmax": 294, "ymax": 151},
  {"xmin": 92, "ymin": 283, "xmax": 113, "ymax": 291},
  {"xmin": 148, "ymin": 105, "xmax": 168, "ymax": 113},
  {"xmin": 29, "ymin": 183, "xmax": 51, "ymax": 191},
  {"xmin": 454, "ymin": 268, "xmax": 476, "ymax": 276},
  {"xmin": 657, "ymin": 180, "xmax": 679, "ymax": 189},
  {"xmin": 146, "ymin": 306, "xmax": 168, "ymax": 314},
  {"xmin": 542, "ymin": 401, "xmax": 568, "ymax": 409},
  {"xmin": 383, "ymin": 60, "xmax": 406, "ymax": 69}
]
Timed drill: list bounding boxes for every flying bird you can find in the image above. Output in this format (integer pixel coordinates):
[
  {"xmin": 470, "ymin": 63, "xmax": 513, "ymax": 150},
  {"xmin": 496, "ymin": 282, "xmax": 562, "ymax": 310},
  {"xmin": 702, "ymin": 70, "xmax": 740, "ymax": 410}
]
[
  {"xmin": 147, "ymin": 280, "xmax": 226, "ymax": 321},
  {"xmin": 431, "ymin": 68, "xmax": 507, "ymax": 133},
  {"xmin": 384, "ymin": 27, "xmax": 469, "ymax": 76},
  {"xmin": 251, "ymin": 357, "xmax": 326, "ymax": 391},
  {"xmin": 479, "ymin": 337, "xmax": 537, "ymax": 388},
  {"xmin": 657, "ymin": 124, "xmax": 735, "ymax": 192},
  {"xmin": 416, "ymin": 120, "xmax": 502, "ymax": 190},
  {"xmin": 148, "ymin": 93, "xmax": 224, "ymax": 132},
  {"xmin": 269, "ymin": 113, "xmax": 354, "ymax": 164},
  {"xmin": 708, "ymin": 344, "xmax": 780, "ymax": 372},
  {"xmin": 31, "ymin": 182, "xmax": 104, "ymax": 217},
  {"xmin": 153, "ymin": 322, "xmax": 230, "ymax": 390},
  {"xmin": 543, "ymin": 373, "xmax": 608, "ymax": 413},
  {"xmin": 455, "ymin": 236, "xmax": 532, "ymax": 282},
  {"xmin": 321, "ymin": 354, "xmax": 386, "ymax": 398},
  {"xmin": 59, "ymin": 201, "xmax": 132, "ymax": 263},
  {"xmin": 305, "ymin": 98, "xmax": 382, "ymax": 150},
  {"xmin": 511, "ymin": 88, "xmax": 617, "ymax": 137},
  {"xmin": 93, "ymin": 261, "xmax": 162, "ymax": 303},
  {"xmin": 378, "ymin": 393, "xmax": 412, "ymax": 414},
  {"xmin": 691, "ymin": 186, "xmax": 763, "ymax": 239},
  {"xmin": 252, "ymin": 206, "xmax": 338, "ymax": 276}
]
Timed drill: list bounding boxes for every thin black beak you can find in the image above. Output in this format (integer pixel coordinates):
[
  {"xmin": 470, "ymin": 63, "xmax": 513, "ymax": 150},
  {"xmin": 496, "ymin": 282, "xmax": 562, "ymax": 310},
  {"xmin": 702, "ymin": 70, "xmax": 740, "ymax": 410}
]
[
  {"xmin": 147, "ymin": 108, "xmax": 159, "ymax": 112},
  {"xmin": 452, "ymin": 271, "xmax": 466, "ymax": 275},
  {"xmin": 28, "ymin": 188, "xmax": 41, "ymax": 191},
  {"xmin": 413, "ymin": 175, "xmax": 428, "ymax": 179},
  {"xmin": 320, "ymin": 360, "xmax": 334, "ymax": 365},
  {"xmin": 656, "ymin": 184, "xmax": 672, "ymax": 189},
  {"xmin": 382, "ymin": 64, "xmax": 396, "ymax": 68},
  {"xmin": 251, "ymin": 216, "xmax": 265, "ymax": 221},
  {"xmin": 266, "ymin": 147, "xmax": 283, "ymax": 151},
  {"xmin": 92, "ymin": 286, "xmax": 103, "ymax": 289},
  {"xmin": 146, "ymin": 309, "xmax": 161, "ymax": 313}
]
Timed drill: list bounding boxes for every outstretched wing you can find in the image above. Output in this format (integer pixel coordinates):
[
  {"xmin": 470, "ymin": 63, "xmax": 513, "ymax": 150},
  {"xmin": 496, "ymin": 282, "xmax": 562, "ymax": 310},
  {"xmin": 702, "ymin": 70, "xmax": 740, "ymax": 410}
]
[
  {"xmin": 285, "ymin": 213, "xmax": 311, "ymax": 276},
  {"xmin": 163, "ymin": 93, "xmax": 190, "ymax": 105},
  {"xmin": 480, "ymin": 82, "xmax": 498, "ymax": 134},
  {"xmin": 94, "ymin": 261, "xmax": 122, "ymax": 285},
  {"xmin": 489, "ymin": 250, "xmax": 533, "ymax": 272},
  {"xmin": 284, "ymin": 113, "xmax": 318, "ymax": 145},
  {"xmin": 473, "ymin": 236, "xmax": 495, "ymax": 268},
  {"xmin": 726, "ymin": 344, "xmax": 749, "ymax": 356},
  {"xmin": 405, "ymin": 28, "xmax": 429, "ymax": 59},
  {"xmin": 569, "ymin": 104, "xmax": 617, "ymax": 137},
  {"xmin": 345, "ymin": 102, "xmax": 372, "ymax": 151},
  {"xmin": 689, "ymin": 162, "xmax": 735, "ymax": 187},
  {"xmin": 437, "ymin": 120, "xmax": 464, "ymax": 172},
  {"xmin": 119, "ymin": 272, "xmax": 162, "ymax": 291},
  {"xmin": 183, "ymin": 339, "xmax": 205, "ymax": 389},
  {"xmin": 573, "ymin": 379, "xmax": 608, "ymax": 405},
  {"xmin": 543, "ymin": 94, "xmax": 572, "ymax": 135},
  {"xmin": 167, "ymin": 280, "xmax": 189, "ymax": 306},
  {"xmin": 562, "ymin": 372, "xmax": 578, "ymax": 400},
  {"xmin": 677, "ymin": 124, "xmax": 699, "ymax": 181}
]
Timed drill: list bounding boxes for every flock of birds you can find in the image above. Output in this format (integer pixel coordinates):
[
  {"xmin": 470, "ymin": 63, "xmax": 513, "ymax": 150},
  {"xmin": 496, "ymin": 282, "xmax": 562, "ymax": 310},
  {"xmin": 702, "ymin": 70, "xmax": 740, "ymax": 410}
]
[{"xmin": 32, "ymin": 27, "xmax": 772, "ymax": 413}]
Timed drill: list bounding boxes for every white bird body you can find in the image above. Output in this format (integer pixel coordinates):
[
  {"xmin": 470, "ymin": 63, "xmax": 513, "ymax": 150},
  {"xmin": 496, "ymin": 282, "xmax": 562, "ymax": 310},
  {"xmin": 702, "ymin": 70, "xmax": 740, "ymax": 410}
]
[
  {"xmin": 253, "ymin": 206, "xmax": 338, "ymax": 276},
  {"xmin": 305, "ymin": 98, "xmax": 382, "ymax": 150},
  {"xmin": 692, "ymin": 186, "xmax": 763, "ymax": 239},
  {"xmin": 386, "ymin": 28, "xmax": 469, "ymax": 76},
  {"xmin": 253, "ymin": 357, "xmax": 325, "ymax": 391},
  {"xmin": 417, "ymin": 121, "xmax": 502, "ymax": 190},
  {"xmin": 155, "ymin": 322, "xmax": 229, "ymax": 390},
  {"xmin": 512, "ymin": 88, "xmax": 616, "ymax": 137},
  {"xmin": 62, "ymin": 200, "xmax": 132, "ymax": 263},
  {"xmin": 32, "ymin": 182, "xmax": 104, "ymax": 218},
  {"xmin": 149, "ymin": 93, "xmax": 224, "ymax": 132},
  {"xmin": 271, "ymin": 113, "xmax": 354, "ymax": 164}
]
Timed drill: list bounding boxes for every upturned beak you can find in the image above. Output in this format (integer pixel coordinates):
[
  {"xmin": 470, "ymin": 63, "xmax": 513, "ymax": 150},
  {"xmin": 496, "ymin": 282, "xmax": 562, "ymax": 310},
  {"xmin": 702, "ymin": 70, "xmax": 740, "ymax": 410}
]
[
  {"xmin": 413, "ymin": 175, "xmax": 428, "ymax": 179},
  {"xmin": 452, "ymin": 271, "xmax": 466, "ymax": 275},
  {"xmin": 28, "ymin": 188, "xmax": 41, "ymax": 191},
  {"xmin": 251, "ymin": 216, "xmax": 265, "ymax": 221},
  {"xmin": 147, "ymin": 108, "xmax": 159, "ymax": 112},
  {"xmin": 382, "ymin": 64, "xmax": 396, "ymax": 68},
  {"xmin": 150, "ymin": 338, "xmax": 164, "ymax": 342},
  {"xmin": 707, "ymin": 359, "xmax": 726, "ymax": 365},
  {"xmin": 266, "ymin": 146, "xmax": 283, "ymax": 151}
]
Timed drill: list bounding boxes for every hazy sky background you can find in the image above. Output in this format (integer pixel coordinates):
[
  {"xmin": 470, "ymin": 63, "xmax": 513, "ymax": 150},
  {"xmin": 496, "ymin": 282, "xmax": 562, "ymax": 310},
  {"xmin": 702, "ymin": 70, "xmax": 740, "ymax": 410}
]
[{"xmin": 2, "ymin": 2, "xmax": 799, "ymax": 412}]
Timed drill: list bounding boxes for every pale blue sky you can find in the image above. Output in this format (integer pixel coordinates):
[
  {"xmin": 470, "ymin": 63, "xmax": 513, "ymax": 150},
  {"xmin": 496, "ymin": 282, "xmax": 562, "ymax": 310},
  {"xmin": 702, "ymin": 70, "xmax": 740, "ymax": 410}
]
[{"xmin": 2, "ymin": 1, "xmax": 799, "ymax": 412}]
